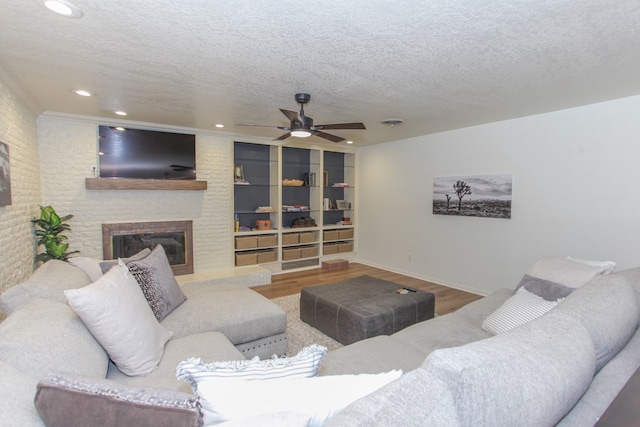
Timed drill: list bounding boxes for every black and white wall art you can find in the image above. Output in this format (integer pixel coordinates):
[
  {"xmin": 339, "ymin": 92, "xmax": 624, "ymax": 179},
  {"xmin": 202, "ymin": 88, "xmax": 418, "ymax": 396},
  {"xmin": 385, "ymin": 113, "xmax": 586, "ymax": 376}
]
[
  {"xmin": 0, "ymin": 141, "xmax": 11, "ymax": 207},
  {"xmin": 433, "ymin": 173, "xmax": 512, "ymax": 219}
]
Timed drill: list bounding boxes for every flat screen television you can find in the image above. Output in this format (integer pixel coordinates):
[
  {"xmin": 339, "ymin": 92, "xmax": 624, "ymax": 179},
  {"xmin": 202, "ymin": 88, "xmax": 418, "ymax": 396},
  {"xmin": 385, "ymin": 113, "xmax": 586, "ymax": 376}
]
[{"xmin": 98, "ymin": 126, "xmax": 196, "ymax": 180}]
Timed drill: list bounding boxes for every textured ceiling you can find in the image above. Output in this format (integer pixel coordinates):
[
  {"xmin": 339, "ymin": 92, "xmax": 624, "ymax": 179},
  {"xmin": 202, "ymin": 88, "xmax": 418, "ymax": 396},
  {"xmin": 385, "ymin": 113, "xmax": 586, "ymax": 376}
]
[{"xmin": 1, "ymin": 0, "xmax": 640, "ymax": 146}]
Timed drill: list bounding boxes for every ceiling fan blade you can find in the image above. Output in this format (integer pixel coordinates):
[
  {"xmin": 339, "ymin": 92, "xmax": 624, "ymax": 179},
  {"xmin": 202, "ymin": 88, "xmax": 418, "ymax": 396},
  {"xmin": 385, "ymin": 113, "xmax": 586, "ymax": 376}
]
[
  {"xmin": 235, "ymin": 124, "xmax": 277, "ymax": 128},
  {"xmin": 279, "ymin": 109, "xmax": 299, "ymax": 122},
  {"xmin": 314, "ymin": 131, "xmax": 345, "ymax": 143},
  {"xmin": 315, "ymin": 122, "xmax": 366, "ymax": 130},
  {"xmin": 274, "ymin": 132, "xmax": 291, "ymax": 141}
]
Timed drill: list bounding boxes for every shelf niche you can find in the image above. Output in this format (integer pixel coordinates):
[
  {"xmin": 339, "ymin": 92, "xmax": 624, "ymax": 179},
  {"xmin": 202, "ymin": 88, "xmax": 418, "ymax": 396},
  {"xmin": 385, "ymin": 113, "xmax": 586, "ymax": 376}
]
[{"xmin": 85, "ymin": 178, "xmax": 207, "ymax": 191}]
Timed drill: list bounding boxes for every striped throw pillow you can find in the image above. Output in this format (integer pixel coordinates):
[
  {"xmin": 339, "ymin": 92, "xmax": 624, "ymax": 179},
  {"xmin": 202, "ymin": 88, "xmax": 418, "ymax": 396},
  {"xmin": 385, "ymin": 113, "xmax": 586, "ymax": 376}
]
[
  {"xmin": 482, "ymin": 287, "xmax": 563, "ymax": 335},
  {"xmin": 176, "ymin": 344, "xmax": 327, "ymax": 390}
]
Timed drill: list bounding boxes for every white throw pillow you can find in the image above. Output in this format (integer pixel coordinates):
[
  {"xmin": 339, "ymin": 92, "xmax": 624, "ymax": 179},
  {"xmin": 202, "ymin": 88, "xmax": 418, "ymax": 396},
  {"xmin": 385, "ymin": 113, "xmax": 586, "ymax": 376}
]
[
  {"xmin": 482, "ymin": 287, "xmax": 563, "ymax": 335},
  {"xmin": 196, "ymin": 370, "xmax": 402, "ymax": 426},
  {"xmin": 526, "ymin": 256, "xmax": 612, "ymax": 288},
  {"xmin": 565, "ymin": 256, "xmax": 616, "ymax": 274},
  {"xmin": 64, "ymin": 260, "xmax": 173, "ymax": 376},
  {"xmin": 176, "ymin": 344, "xmax": 327, "ymax": 389}
]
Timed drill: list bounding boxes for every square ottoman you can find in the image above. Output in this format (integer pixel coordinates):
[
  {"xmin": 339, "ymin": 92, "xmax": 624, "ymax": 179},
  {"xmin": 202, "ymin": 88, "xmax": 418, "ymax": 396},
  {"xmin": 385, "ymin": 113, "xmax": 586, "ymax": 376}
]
[{"xmin": 300, "ymin": 275, "xmax": 435, "ymax": 345}]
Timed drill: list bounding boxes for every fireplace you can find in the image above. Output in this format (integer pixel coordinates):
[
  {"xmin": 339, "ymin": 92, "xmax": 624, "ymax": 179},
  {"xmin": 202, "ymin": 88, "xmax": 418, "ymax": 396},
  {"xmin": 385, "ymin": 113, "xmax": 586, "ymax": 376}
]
[{"xmin": 102, "ymin": 220, "xmax": 193, "ymax": 275}]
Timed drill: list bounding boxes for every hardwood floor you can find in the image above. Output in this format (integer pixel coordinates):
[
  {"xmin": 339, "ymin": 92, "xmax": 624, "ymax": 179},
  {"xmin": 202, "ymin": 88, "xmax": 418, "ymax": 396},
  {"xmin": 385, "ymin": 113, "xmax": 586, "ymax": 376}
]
[{"xmin": 252, "ymin": 262, "xmax": 482, "ymax": 315}]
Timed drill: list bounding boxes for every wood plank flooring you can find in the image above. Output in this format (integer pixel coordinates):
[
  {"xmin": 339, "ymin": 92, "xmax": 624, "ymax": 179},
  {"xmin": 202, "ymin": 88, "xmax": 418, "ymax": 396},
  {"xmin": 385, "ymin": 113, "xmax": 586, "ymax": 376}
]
[{"xmin": 252, "ymin": 262, "xmax": 482, "ymax": 315}]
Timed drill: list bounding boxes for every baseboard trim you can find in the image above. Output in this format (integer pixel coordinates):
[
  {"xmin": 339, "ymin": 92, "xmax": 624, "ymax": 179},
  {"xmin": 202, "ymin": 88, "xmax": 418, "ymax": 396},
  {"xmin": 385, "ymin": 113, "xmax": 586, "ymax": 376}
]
[{"xmin": 353, "ymin": 258, "xmax": 490, "ymax": 297}]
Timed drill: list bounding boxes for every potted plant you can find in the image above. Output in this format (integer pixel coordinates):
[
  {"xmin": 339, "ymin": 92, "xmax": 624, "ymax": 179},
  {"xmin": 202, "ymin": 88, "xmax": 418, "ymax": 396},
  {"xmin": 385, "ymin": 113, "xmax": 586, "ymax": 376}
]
[{"xmin": 31, "ymin": 205, "xmax": 79, "ymax": 262}]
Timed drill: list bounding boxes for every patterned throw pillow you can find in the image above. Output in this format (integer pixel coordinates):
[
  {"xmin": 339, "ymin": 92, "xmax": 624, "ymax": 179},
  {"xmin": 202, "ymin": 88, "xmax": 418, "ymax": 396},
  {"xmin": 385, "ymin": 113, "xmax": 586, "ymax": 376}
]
[
  {"xmin": 126, "ymin": 245, "xmax": 187, "ymax": 321},
  {"xmin": 176, "ymin": 344, "xmax": 328, "ymax": 390},
  {"xmin": 35, "ymin": 372, "xmax": 202, "ymax": 427},
  {"xmin": 482, "ymin": 287, "xmax": 564, "ymax": 335}
]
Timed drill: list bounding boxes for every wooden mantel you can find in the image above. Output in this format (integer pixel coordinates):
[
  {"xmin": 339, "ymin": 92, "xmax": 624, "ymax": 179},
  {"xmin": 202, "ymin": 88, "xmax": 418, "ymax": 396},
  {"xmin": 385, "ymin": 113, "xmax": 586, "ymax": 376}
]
[{"xmin": 85, "ymin": 178, "xmax": 207, "ymax": 191}]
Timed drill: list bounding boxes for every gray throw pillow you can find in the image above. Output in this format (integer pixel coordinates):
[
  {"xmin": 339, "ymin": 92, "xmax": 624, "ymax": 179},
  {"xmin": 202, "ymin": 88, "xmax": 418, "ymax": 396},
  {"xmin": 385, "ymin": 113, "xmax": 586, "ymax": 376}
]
[
  {"xmin": 99, "ymin": 248, "xmax": 151, "ymax": 274},
  {"xmin": 515, "ymin": 274, "xmax": 575, "ymax": 301},
  {"xmin": 35, "ymin": 372, "xmax": 202, "ymax": 427},
  {"xmin": 127, "ymin": 245, "xmax": 187, "ymax": 321}
]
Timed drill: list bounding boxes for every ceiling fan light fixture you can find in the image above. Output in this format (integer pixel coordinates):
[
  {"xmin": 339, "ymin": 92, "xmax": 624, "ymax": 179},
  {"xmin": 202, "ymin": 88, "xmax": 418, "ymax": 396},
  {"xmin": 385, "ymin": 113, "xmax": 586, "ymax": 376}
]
[
  {"xmin": 291, "ymin": 130, "xmax": 312, "ymax": 138},
  {"xmin": 41, "ymin": 0, "xmax": 84, "ymax": 18}
]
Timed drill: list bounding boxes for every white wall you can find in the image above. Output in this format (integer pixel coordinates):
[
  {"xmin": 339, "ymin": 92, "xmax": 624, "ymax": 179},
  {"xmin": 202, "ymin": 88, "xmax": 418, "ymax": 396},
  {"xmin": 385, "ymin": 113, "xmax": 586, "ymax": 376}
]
[
  {"xmin": 0, "ymin": 71, "xmax": 41, "ymax": 292},
  {"xmin": 37, "ymin": 116, "xmax": 234, "ymax": 272},
  {"xmin": 357, "ymin": 95, "xmax": 640, "ymax": 295}
]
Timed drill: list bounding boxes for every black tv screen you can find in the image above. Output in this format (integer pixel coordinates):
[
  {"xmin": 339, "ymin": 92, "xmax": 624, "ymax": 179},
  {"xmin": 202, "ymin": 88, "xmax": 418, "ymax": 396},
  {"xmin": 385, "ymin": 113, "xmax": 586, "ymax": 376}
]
[{"xmin": 98, "ymin": 126, "xmax": 196, "ymax": 180}]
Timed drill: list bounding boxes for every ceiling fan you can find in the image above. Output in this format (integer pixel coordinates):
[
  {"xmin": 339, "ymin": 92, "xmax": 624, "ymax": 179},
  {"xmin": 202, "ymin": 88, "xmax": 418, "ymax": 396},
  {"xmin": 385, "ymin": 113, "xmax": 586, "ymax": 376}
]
[{"xmin": 237, "ymin": 93, "xmax": 366, "ymax": 143}]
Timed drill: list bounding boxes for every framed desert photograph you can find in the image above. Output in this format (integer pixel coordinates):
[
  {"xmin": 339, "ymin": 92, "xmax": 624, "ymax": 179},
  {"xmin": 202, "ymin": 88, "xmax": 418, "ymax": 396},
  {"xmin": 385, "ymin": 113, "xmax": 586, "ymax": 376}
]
[
  {"xmin": 432, "ymin": 173, "xmax": 512, "ymax": 219},
  {"xmin": 0, "ymin": 141, "xmax": 11, "ymax": 207}
]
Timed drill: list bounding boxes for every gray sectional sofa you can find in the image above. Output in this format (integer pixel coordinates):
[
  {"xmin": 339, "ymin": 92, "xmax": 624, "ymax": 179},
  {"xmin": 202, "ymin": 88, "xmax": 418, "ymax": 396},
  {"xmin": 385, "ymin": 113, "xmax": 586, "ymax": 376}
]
[
  {"xmin": 1, "ymin": 258, "xmax": 639, "ymax": 426},
  {"xmin": 0, "ymin": 260, "xmax": 286, "ymax": 426},
  {"xmin": 319, "ymin": 267, "xmax": 640, "ymax": 427}
]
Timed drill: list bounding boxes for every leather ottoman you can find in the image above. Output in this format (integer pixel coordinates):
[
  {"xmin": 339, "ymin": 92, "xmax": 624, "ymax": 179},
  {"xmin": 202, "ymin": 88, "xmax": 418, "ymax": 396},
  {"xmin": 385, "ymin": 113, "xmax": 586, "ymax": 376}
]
[{"xmin": 300, "ymin": 275, "xmax": 435, "ymax": 345}]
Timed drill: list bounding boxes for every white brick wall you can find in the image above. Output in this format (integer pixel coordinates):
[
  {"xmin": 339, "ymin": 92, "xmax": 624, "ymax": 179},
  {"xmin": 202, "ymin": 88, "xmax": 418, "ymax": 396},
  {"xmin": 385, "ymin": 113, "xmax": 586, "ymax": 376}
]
[
  {"xmin": 38, "ymin": 117, "xmax": 233, "ymax": 272},
  {"xmin": 0, "ymin": 78, "xmax": 42, "ymax": 293}
]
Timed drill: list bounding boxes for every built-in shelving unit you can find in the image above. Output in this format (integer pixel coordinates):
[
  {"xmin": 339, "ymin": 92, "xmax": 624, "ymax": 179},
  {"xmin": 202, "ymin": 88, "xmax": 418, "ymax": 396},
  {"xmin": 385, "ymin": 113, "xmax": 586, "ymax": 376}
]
[{"xmin": 232, "ymin": 141, "xmax": 356, "ymax": 272}]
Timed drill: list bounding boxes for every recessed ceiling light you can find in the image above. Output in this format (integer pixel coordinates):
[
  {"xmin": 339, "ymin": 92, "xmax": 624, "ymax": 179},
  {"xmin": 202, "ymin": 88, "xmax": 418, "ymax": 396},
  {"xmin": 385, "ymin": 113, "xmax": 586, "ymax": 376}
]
[
  {"xmin": 214, "ymin": 123, "xmax": 225, "ymax": 128},
  {"xmin": 381, "ymin": 118, "xmax": 404, "ymax": 127},
  {"xmin": 114, "ymin": 110, "xmax": 128, "ymax": 116},
  {"xmin": 41, "ymin": 0, "xmax": 84, "ymax": 18},
  {"xmin": 346, "ymin": 140, "xmax": 354, "ymax": 144},
  {"xmin": 73, "ymin": 89, "xmax": 93, "ymax": 97}
]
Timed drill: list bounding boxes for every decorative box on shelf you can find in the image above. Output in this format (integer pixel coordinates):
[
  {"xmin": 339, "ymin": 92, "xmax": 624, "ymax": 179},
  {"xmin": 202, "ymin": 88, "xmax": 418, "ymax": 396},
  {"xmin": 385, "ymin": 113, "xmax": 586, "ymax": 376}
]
[
  {"xmin": 282, "ymin": 247, "xmax": 302, "ymax": 261},
  {"xmin": 322, "ymin": 259, "xmax": 349, "ymax": 270},
  {"xmin": 338, "ymin": 229, "xmax": 354, "ymax": 239},
  {"xmin": 300, "ymin": 246, "xmax": 318, "ymax": 258},
  {"xmin": 235, "ymin": 251, "xmax": 257, "ymax": 266},
  {"xmin": 282, "ymin": 233, "xmax": 299, "ymax": 245},
  {"xmin": 323, "ymin": 243, "xmax": 338, "ymax": 255},
  {"xmin": 235, "ymin": 236, "xmax": 257, "ymax": 250},
  {"xmin": 323, "ymin": 230, "xmax": 340, "ymax": 241},
  {"xmin": 257, "ymin": 249, "xmax": 277, "ymax": 263},
  {"xmin": 257, "ymin": 235, "xmax": 277, "ymax": 247}
]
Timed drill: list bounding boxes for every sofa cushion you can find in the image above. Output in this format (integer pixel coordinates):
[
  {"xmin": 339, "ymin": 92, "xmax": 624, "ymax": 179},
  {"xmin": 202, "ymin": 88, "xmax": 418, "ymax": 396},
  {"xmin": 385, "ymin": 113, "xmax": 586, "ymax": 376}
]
[
  {"xmin": 0, "ymin": 298, "xmax": 108, "ymax": 379},
  {"xmin": 424, "ymin": 310, "xmax": 596, "ymax": 426},
  {"xmin": 554, "ymin": 274, "xmax": 638, "ymax": 372},
  {"xmin": 0, "ymin": 260, "xmax": 91, "ymax": 315},
  {"xmin": 34, "ymin": 372, "xmax": 202, "ymax": 427},
  {"xmin": 319, "ymin": 335, "xmax": 427, "ymax": 376},
  {"xmin": 161, "ymin": 284, "xmax": 286, "ymax": 344},
  {"xmin": 557, "ymin": 327, "xmax": 640, "ymax": 426},
  {"xmin": 195, "ymin": 370, "xmax": 402, "ymax": 426},
  {"xmin": 108, "ymin": 331, "xmax": 245, "ymax": 393},
  {"xmin": 0, "ymin": 360, "xmax": 43, "ymax": 426},
  {"xmin": 614, "ymin": 267, "xmax": 640, "ymax": 325},
  {"xmin": 126, "ymin": 245, "xmax": 187, "ymax": 321},
  {"xmin": 527, "ymin": 256, "xmax": 611, "ymax": 288},
  {"xmin": 323, "ymin": 368, "xmax": 461, "ymax": 427},
  {"xmin": 481, "ymin": 287, "xmax": 563, "ymax": 334},
  {"xmin": 176, "ymin": 344, "xmax": 327, "ymax": 389},
  {"xmin": 65, "ymin": 262, "xmax": 173, "ymax": 377}
]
